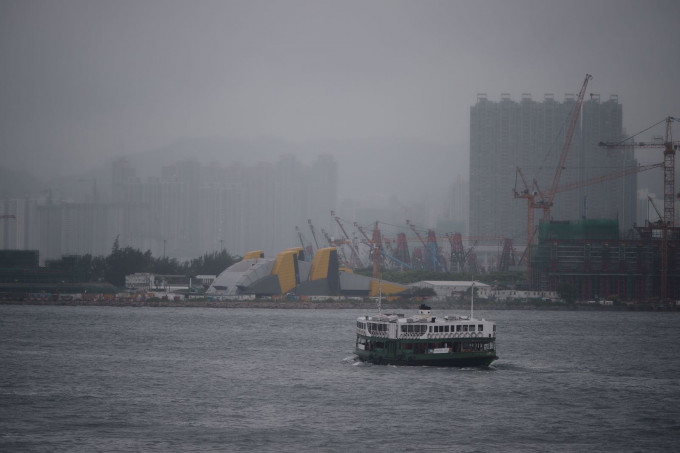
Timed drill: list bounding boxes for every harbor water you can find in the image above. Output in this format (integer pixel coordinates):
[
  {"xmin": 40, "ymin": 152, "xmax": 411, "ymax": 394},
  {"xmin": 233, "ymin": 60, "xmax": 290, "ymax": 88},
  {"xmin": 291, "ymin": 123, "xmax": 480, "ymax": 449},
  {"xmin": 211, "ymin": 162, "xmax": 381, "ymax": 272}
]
[{"xmin": 1, "ymin": 305, "xmax": 679, "ymax": 452}]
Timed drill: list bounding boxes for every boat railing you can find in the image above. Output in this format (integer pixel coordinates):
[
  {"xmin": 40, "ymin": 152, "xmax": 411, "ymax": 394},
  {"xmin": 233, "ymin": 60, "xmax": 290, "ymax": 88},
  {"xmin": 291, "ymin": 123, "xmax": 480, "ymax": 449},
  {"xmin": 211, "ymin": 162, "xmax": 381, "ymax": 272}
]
[
  {"xmin": 425, "ymin": 331, "xmax": 494, "ymax": 339},
  {"xmin": 367, "ymin": 329, "xmax": 389, "ymax": 338},
  {"xmin": 398, "ymin": 332, "xmax": 427, "ymax": 339}
]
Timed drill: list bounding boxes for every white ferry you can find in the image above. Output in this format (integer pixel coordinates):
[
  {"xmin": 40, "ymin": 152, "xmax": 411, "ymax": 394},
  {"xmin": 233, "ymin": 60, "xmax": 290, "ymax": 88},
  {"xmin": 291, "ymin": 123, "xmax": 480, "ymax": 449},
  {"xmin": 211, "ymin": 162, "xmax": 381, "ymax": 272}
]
[{"xmin": 354, "ymin": 303, "xmax": 498, "ymax": 367}]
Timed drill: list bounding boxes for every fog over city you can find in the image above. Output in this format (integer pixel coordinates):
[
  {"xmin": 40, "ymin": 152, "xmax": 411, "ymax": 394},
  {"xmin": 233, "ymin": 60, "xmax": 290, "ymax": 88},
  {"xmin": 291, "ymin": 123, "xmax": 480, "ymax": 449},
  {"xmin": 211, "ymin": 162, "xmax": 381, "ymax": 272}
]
[{"xmin": 1, "ymin": 0, "xmax": 679, "ymax": 258}]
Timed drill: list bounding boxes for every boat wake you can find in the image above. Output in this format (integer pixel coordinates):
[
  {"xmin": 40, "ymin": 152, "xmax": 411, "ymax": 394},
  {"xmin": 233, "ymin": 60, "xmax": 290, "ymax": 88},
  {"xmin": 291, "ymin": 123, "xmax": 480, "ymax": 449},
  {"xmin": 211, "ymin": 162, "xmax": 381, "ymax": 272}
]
[{"xmin": 342, "ymin": 355, "xmax": 362, "ymax": 365}]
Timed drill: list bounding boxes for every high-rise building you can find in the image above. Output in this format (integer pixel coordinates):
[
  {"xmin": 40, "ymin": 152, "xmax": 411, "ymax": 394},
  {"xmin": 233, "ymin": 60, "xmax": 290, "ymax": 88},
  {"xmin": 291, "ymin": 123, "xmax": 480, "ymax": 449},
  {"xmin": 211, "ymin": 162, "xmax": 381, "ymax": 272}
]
[{"xmin": 469, "ymin": 93, "xmax": 636, "ymax": 244}]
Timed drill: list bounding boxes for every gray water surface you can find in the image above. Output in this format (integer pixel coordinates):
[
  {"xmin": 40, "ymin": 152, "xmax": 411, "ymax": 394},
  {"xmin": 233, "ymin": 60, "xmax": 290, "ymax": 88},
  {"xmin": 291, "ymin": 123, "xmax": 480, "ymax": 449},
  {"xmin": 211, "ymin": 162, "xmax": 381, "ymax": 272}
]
[{"xmin": 1, "ymin": 306, "xmax": 679, "ymax": 452}]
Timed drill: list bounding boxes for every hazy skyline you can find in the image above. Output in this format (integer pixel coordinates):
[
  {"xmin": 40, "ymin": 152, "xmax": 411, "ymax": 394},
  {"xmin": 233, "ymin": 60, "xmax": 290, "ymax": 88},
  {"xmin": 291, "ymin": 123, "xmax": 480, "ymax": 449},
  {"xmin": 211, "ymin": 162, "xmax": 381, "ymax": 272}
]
[{"xmin": 2, "ymin": 0, "xmax": 679, "ymax": 184}]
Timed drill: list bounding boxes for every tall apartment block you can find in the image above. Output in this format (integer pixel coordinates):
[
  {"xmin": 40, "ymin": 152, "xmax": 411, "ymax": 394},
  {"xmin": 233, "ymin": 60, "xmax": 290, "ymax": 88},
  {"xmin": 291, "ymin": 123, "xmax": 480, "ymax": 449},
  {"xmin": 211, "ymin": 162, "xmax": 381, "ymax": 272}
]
[{"xmin": 469, "ymin": 93, "xmax": 637, "ymax": 244}]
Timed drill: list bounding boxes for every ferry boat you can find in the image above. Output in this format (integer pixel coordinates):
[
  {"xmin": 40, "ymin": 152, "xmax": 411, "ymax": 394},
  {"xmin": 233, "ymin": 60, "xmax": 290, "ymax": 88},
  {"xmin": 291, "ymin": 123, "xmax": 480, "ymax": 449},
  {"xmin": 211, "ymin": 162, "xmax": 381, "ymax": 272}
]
[{"xmin": 354, "ymin": 286, "xmax": 497, "ymax": 366}]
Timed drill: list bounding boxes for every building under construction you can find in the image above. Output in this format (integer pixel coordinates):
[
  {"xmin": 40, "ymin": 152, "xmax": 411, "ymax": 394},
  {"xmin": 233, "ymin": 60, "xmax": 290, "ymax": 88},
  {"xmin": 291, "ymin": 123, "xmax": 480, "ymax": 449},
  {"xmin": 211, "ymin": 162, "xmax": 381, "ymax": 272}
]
[{"xmin": 532, "ymin": 219, "xmax": 680, "ymax": 301}]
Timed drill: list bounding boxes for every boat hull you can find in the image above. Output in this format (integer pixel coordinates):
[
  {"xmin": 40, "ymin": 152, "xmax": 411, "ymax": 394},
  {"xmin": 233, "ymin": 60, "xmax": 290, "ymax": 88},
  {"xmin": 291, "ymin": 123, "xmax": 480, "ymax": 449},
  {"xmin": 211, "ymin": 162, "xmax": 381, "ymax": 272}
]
[
  {"xmin": 355, "ymin": 333, "xmax": 498, "ymax": 367},
  {"xmin": 355, "ymin": 347, "xmax": 497, "ymax": 367}
]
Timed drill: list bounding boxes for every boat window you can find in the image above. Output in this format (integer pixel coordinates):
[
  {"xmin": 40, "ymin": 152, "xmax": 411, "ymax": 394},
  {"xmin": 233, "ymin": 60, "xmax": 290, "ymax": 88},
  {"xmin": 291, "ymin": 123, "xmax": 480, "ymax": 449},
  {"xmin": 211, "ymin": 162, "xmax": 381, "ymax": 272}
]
[
  {"xmin": 478, "ymin": 324, "xmax": 483, "ymax": 331},
  {"xmin": 469, "ymin": 324, "xmax": 475, "ymax": 331},
  {"xmin": 445, "ymin": 325, "xmax": 450, "ymax": 332},
  {"xmin": 456, "ymin": 325, "xmax": 462, "ymax": 332},
  {"xmin": 429, "ymin": 326, "xmax": 433, "ymax": 333},
  {"xmin": 493, "ymin": 325, "xmax": 496, "ymax": 332},
  {"xmin": 462, "ymin": 325, "xmax": 468, "ymax": 332}
]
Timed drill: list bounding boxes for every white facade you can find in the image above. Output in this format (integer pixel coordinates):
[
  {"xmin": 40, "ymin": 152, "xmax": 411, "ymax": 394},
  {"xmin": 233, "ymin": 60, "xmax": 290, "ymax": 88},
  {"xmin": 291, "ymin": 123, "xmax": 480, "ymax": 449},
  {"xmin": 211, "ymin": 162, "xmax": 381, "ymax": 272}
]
[
  {"xmin": 125, "ymin": 273, "xmax": 155, "ymax": 291},
  {"xmin": 409, "ymin": 281, "xmax": 490, "ymax": 298},
  {"xmin": 476, "ymin": 287, "xmax": 559, "ymax": 302}
]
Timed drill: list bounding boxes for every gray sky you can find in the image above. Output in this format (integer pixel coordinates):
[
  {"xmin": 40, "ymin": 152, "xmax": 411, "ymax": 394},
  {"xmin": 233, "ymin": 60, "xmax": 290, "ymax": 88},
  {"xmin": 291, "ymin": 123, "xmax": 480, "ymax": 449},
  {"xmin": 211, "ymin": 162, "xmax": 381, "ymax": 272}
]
[{"xmin": 1, "ymin": 0, "xmax": 679, "ymax": 179}]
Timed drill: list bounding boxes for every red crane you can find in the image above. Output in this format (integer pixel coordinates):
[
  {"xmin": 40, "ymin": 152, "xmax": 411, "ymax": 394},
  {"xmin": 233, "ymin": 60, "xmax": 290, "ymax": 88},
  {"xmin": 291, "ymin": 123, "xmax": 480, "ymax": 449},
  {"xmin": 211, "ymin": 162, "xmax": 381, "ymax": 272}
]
[
  {"xmin": 513, "ymin": 74, "xmax": 591, "ymax": 276},
  {"xmin": 539, "ymin": 73, "xmax": 592, "ymax": 221}
]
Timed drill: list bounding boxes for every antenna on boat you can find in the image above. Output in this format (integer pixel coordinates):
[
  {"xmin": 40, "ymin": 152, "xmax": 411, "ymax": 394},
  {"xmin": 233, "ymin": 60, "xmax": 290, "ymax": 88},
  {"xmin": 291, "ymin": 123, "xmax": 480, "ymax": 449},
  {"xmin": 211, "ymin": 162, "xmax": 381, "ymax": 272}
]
[
  {"xmin": 377, "ymin": 278, "xmax": 382, "ymax": 314},
  {"xmin": 470, "ymin": 280, "xmax": 475, "ymax": 320}
]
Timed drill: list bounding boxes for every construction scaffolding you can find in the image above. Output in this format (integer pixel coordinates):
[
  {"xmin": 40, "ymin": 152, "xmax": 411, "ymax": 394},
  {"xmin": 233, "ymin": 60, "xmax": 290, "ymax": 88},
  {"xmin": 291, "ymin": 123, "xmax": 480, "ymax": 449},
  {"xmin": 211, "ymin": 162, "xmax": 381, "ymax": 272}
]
[{"xmin": 532, "ymin": 219, "xmax": 680, "ymax": 302}]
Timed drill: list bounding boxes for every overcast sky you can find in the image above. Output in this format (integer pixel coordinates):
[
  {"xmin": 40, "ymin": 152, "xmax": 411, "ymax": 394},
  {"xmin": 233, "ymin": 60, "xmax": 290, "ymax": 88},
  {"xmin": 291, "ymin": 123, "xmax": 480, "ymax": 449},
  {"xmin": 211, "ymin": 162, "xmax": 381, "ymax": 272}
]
[{"xmin": 1, "ymin": 0, "xmax": 679, "ymax": 179}]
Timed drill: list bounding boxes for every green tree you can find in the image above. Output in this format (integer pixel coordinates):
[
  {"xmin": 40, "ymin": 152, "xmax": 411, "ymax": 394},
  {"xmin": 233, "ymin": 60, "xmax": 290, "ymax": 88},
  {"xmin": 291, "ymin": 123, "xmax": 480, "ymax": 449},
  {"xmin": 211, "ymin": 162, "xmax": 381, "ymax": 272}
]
[
  {"xmin": 105, "ymin": 240, "xmax": 152, "ymax": 287},
  {"xmin": 187, "ymin": 250, "xmax": 237, "ymax": 276}
]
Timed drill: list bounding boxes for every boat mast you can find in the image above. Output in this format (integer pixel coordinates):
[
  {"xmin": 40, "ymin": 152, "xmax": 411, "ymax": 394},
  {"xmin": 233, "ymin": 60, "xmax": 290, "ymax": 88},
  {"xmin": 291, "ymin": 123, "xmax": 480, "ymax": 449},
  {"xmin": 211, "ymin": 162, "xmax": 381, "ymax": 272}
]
[{"xmin": 470, "ymin": 281, "xmax": 475, "ymax": 319}]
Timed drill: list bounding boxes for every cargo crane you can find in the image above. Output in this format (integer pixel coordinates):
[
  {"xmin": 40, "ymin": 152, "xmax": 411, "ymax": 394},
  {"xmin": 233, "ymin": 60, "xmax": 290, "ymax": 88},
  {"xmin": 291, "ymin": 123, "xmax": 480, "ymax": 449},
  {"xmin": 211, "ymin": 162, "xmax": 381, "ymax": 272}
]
[
  {"xmin": 600, "ymin": 116, "xmax": 679, "ymax": 301},
  {"xmin": 331, "ymin": 211, "xmax": 364, "ymax": 268},
  {"xmin": 307, "ymin": 219, "xmax": 321, "ymax": 252},
  {"xmin": 446, "ymin": 232, "xmax": 466, "ymax": 272},
  {"xmin": 321, "ymin": 228, "xmax": 351, "ymax": 267},
  {"xmin": 296, "ymin": 225, "xmax": 306, "ymax": 249},
  {"xmin": 406, "ymin": 220, "xmax": 446, "ymax": 271},
  {"xmin": 295, "ymin": 226, "xmax": 313, "ymax": 261},
  {"xmin": 393, "ymin": 232, "xmax": 411, "ymax": 268},
  {"xmin": 355, "ymin": 221, "xmax": 412, "ymax": 274},
  {"xmin": 354, "ymin": 221, "xmax": 384, "ymax": 275},
  {"xmin": 369, "ymin": 222, "xmax": 383, "ymax": 279}
]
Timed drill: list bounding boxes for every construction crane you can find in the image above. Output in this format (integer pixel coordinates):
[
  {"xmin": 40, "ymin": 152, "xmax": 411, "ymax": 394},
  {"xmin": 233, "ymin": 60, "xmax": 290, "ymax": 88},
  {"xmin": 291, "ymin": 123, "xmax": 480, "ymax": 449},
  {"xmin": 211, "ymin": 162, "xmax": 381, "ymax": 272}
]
[
  {"xmin": 513, "ymin": 75, "xmax": 591, "ymax": 275},
  {"xmin": 515, "ymin": 160, "xmax": 663, "ymax": 284},
  {"xmin": 498, "ymin": 238, "xmax": 517, "ymax": 272},
  {"xmin": 513, "ymin": 166, "xmax": 540, "ymax": 271},
  {"xmin": 538, "ymin": 73, "xmax": 592, "ymax": 221},
  {"xmin": 647, "ymin": 196, "xmax": 664, "ymax": 224},
  {"xmin": 600, "ymin": 116, "xmax": 679, "ymax": 301},
  {"xmin": 600, "ymin": 117, "xmax": 678, "ymax": 227}
]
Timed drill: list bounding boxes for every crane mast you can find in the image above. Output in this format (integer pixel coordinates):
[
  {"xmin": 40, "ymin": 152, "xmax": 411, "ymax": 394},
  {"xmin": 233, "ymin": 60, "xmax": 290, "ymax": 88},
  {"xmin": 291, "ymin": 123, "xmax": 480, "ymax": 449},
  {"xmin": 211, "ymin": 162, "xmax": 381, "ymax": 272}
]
[
  {"xmin": 541, "ymin": 73, "xmax": 592, "ymax": 220},
  {"xmin": 331, "ymin": 211, "xmax": 364, "ymax": 268},
  {"xmin": 307, "ymin": 219, "xmax": 320, "ymax": 251},
  {"xmin": 600, "ymin": 116, "xmax": 679, "ymax": 301}
]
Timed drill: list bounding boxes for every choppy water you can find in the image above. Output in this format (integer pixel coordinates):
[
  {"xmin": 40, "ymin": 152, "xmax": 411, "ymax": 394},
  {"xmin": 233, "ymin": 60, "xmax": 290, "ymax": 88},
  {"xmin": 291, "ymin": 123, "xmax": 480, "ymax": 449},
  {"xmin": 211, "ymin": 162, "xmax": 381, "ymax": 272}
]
[{"xmin": 1, "ymin": 305, "xmax": 679, "ymax": 452}]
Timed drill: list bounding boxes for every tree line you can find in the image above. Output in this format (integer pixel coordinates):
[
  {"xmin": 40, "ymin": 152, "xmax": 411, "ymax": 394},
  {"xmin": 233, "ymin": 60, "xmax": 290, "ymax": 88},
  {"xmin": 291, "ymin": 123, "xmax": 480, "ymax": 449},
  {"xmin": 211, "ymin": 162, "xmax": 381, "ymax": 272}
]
[{"xmin": 47, "ymin": 236, "xmax": 238, "ymax": 287}]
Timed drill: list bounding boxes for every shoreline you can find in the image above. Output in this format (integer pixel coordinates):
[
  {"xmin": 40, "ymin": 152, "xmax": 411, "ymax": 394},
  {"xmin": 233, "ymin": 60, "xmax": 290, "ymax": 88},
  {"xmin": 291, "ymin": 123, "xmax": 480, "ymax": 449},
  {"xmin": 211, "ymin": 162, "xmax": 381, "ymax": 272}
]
[{"xmin": 1, "ymin": 299, "xmax": 676, "ymax": 311}]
